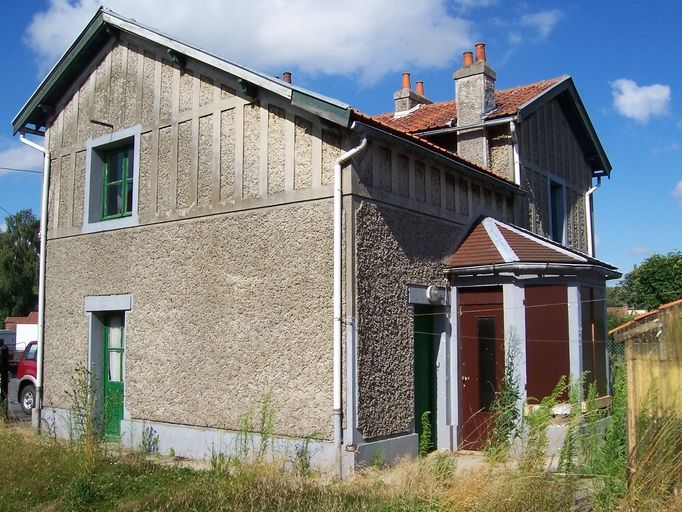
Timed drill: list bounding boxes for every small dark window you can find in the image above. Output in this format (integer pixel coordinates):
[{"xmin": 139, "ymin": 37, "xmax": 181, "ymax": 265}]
[
  {"xmin": 102, "ymin": 145, "xmax": 134, "ymax": 220},
  {"xmin": 550, "ymin": 180, "xmax": 565, "ymax": 243},
  {"xmin": 478, "ymin": 317, "xmax": 497, "ymax": 412}
]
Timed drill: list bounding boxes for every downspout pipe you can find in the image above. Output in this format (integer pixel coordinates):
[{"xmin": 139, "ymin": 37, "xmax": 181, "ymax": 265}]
[
  {"xmin": 333, "ymin": 124, "xmax": 367, "ymax": 477},
  {"xmin": 585, "ymin": 177, "xmax": 601, "ymax": 257},
  {"xmin": 509, "ymin": 121, "xmax": 521, "ymax": 185},
  {"xmin": 19, "ymin": 133, "xmax": 50, "ymax": 431}
]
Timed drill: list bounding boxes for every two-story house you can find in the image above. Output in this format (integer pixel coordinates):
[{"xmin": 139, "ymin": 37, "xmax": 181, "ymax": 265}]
[{"xmin": 13, "ymin": 8, "xmax": 618, "ymax": 474}]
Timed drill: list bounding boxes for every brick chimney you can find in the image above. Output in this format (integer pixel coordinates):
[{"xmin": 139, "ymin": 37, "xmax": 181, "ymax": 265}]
[
  {"xmin": 453, "ymin": 43, "xmax": 496, "ymax": 166},
  {"xmin": 394, "ymin": 72, "xmax": 431, "ymax": 115}
]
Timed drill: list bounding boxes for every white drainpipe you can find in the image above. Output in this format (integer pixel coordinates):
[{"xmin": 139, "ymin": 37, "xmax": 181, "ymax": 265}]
[
  {"xmin": 585, "ymin": 176, "xmax": 601, "ymax": 257},
  {"xmin": 509, "ymin": 121, "xmax": 521, "ymax": 185},
  {"xmin": 333, "ymin": 125, "xmax": 367, "ymax": 477},
  {"xmin": 19, "ymin": 133, "xmax": 50, "ymax": 430}
]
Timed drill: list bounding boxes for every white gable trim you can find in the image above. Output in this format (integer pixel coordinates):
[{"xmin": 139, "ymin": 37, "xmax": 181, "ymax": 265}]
[
  {"xmin": 490, "ymin": 218, "xmax": 587, "ymax": 262},
  {"xmin": 482, "ymin": 217, "xmax": 518, "ymax": 262}
]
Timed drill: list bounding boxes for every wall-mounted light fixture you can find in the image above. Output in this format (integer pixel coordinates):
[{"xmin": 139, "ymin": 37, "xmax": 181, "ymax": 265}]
[
  {"xmin": 167, "ymin": 49, "xmax": 187, "ymax": 73},
  {"xmin": 238, "ymin": 78, "xmax": 257, "ymax": 98}
]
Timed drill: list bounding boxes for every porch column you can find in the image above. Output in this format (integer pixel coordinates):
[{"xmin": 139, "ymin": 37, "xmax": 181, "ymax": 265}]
[
  {"xmin": 567, "ymin": 284, "xmax": 583, "ymax": 390},
  {"xmin": 503, "ymin": 283, "xmax": 527, "ymax": 407},
  {"xmin": 448, "ymin": 287, "xmax": 459, "ymax": 451}
]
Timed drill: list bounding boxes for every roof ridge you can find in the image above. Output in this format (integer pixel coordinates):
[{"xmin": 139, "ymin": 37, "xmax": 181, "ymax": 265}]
[
  {"xmin": 370, "ymin": 77, "xmax": 564, "ymax": 120},
  {"xmin": 494, "ymin": 75, "xmax": 566, "ymax": 95}
]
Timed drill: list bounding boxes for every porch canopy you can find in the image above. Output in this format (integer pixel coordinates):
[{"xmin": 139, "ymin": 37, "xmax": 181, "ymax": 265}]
[
  {"xmin": 443, "ymin": 216, "xmax": 620, "ymax": 414},
  {"xmin": 444, "ymin": 217, "xmax": 620, "ymax": 281}
]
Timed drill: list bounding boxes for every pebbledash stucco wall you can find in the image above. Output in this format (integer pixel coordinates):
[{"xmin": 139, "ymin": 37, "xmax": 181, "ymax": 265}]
[
  {"xmin": 43, "ymin": 201, "xmax": 336, "ymax": 440},
  {"xmin": 41, "ymin": 32, "xmax": 349, "ymax": 441},
  {"xmin": 353, "ymin": 201, "xmax": 461, "ymax": 439},
  {"xmin": 347, "ymin": 138, "xmax": 517, "ymax": 440}
]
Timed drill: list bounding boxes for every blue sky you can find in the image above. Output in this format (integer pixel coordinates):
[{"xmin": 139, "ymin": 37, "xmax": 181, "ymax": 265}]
[{"xmin": 1, "ymin": 1, "xmax": 680, "ymax": 278}]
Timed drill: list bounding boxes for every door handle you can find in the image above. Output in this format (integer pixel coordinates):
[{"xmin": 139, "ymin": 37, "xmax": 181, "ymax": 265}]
[{"xmin": 461, "ymin": 375, "xmax": 470, "ymax": 383}]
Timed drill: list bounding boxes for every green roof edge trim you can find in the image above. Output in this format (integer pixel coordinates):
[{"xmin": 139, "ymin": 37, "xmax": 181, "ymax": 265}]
[
  {"xmin": 12, "ymin": 8, "xmax": 107, "ymax": 134},
  {"xmin": 291, "ymin": 91, "xmax": 351, "ymax": 126}
]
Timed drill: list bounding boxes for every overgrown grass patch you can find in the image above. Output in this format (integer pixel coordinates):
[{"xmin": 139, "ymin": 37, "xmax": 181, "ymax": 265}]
[
  {"xmin": 4, "ymin": 359, "xmax": 682, "ymax": 511},
  {"xmin": 0, "ymin": 420, "xmax": 585, "ymax": 511}
]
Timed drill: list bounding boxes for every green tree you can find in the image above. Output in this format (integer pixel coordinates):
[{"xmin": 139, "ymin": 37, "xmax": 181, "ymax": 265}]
[
  {"xmin": 613, "ymin": 251, "xmax": 682, "ymax": 311},
  {"xmin": 0, "ymin": 209, "xmax": 39, "ymax": 327}
]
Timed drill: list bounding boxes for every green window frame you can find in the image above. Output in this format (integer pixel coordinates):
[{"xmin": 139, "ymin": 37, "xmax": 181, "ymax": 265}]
[{"xmin": 102, "ymin": 145, "xmax": 134, "ymax": 220}]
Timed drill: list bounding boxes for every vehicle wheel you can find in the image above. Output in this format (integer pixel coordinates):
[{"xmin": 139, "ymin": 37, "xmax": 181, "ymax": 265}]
[{"xmin": 20, "ymin": 385, "xmax": 35, "ymax": 415}]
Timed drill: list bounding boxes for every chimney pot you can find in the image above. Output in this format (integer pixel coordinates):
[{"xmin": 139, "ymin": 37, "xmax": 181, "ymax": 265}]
[
  {"xmin": 416, "ymin": 81, "xmax": 425, "ymax": 96},
  {"xmin": 401, "ymin": 72, "xmax": 411, "ymax": 89},
  {"xmin": 282, "ymin": 72, "xmax": 292, "ymax": 84},
  {"xmin": 475, "ymin": 43, "xmax": 486, "ymax": 62},
  {"xmin": 463, "ymin": 51, "xmax": 474, "ymax": 67}
]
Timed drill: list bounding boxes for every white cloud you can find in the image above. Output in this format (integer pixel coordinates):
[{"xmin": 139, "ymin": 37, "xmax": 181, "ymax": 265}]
[
  {"xmin": 672, "ymin": 180, "xmax": 682, "ymax": 207},
  {"xmin": 452, "ymin": 0, "xmax": 497, "ymax": 9},
  {"xmin": 652, "ymin": 142, "xmax": 680, "ymax": 155},
  {"xmin": 0, "ymin": 139, "xmax": 45, "ymax": 177},
  {"xmin": 519, "ymin": 10, "xmax": 564, "ymax": 39},
  {"xmin": 611, "ymin": 79, "xmax": 671, "ymax": 123},
  {"xmin": 25, "ymin": 0, "xmax": 474, "ymax": 83},
  {"xmin": 0, "ymin": 222, "xmax": 5, "ymax": 233},
  {"xmin": 628, "ymin": 246, "xmax": 650, "ymax": 255}
]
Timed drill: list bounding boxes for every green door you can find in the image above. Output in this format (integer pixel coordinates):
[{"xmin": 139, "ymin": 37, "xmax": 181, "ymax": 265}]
[
  {"xmin": 103, "ymin": 314, "xmax": 124, "ymax": 439},
  {"xmin": 414, "ymin": 305, "xmax": 436, "ymax": 452}
]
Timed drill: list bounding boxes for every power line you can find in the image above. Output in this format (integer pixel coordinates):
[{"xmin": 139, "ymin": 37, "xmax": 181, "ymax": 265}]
[{"xmin": 0, "ymin": 166, "xmax": 42, "ymax": 174}]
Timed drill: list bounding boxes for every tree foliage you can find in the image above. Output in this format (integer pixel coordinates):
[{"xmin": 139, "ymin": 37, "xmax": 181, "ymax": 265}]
[
  {"xmin": 0, "ymin": 209, "xmax": 39, "ymax": 327},
  {"xmin": 608, "ymin": 251, "xmax": 682, "ymax": 311}
]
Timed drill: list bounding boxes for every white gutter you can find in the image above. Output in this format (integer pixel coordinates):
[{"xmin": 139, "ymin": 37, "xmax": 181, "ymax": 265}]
[
  {"xmin": 509, "ymin": 121, "xmax": 521, "ymax": 185},
  {"xmin": 19, "ymin": 133, "xmax": 50, "ymax": 430},
  {"xmin": 445, "ymin": 262, "xmax": 621, "ymax": 280},
  {"xmin": 585, "ymin": 177, "xmax": 601, "ymax": 257},
  {"xmin": 414, "ymin": 115, "xmax": 517, "ymax": 138},
  {"xmin": 333, "ymin": 125, "xmax": 367, "ymax": 477}
]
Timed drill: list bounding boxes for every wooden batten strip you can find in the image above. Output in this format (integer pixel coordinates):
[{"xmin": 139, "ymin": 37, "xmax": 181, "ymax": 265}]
[
  {"xmin": 190, "ymin": 70, "xmax": 200, "ymax": 207},
  {"xmin": 259, "ymin": 101, "xmax": 269, "ymax": 198},
  {"xmin": 234, "ymin": 103, "xmax": 244, "ymax": 201},
  {"xmin": 311, "ymin": 122, "xmax": 322, "ymax": 189},
  {"xmin": 284, "ymin": 111, "xmax": 295, "ymax": 192}
]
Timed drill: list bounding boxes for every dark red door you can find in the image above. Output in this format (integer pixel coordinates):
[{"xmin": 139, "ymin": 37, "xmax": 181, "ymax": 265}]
[{"xmin": 459, "ymin": 287, "xmax": 504, "ymax": 451}]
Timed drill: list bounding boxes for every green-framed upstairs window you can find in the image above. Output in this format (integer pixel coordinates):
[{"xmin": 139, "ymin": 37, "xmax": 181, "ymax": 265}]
[{"xmin": 102, "ymin": 145, "xmax": 134, "ymax": 220}]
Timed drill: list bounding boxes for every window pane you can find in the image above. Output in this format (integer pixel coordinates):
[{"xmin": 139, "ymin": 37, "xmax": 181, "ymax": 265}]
[
  {"xmin": 126, "ymin": 182, "xmax": 133, "ymax": 214},
  {"xmin": 105, "ymin": 150, "xmax": 125, "ymax": 184},
  {"xmin": 26, "ymin": 344, "xmax": 37, "ymax": 361},
  {"xmin": 108, "ymin": 317, "xmax": 122, "ymax": 349},
  {"xmin": 108, "ymin": 352, "xmax": 121, "ymax": 382},
  {"xmin": 127, "ymin": 149, "xmax": 134, "ymax": 179},
  {"xmin": 105, "ymin": 183, "xmax": 123, "ymax": 217}
]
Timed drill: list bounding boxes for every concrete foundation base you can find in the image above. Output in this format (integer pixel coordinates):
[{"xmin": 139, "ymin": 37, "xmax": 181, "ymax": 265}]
[{"xmin": 40, "ymin": 408, "xmax": 336, "ymax": 472}]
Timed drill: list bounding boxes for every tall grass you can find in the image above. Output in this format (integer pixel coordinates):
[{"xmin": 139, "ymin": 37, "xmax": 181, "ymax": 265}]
[
  {"xmin": 621, "ymin": 396, "xmax": 682, "ymax": 510},
  {"xmin": 4, "ymin": 360, "xmax": 682, "ymax": 511}
]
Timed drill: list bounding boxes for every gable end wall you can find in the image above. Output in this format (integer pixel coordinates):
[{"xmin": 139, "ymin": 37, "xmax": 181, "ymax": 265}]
[{"xmin": 518, "ymin": 98, "xmax": 591, "ymax": 252}]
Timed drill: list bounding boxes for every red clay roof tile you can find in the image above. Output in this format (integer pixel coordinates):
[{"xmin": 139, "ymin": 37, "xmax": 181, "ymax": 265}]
[
  {"xmin": 373, "ymin": 77, "xmax": 565, "ymax": 134},
  {"xmin": 3, "ymin": 312, "xmax": 39, "ymax": 329},
  {"xmin": 609, "ymin": 298, "xmax": 682, "ymax": 336},
  {"xmin": 351, "ymin": 110, "xmax": 517, "ymax": 186},
  {"xmin": 446, "ymin": 217, "xmax": 614, "ymax": 269}
]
